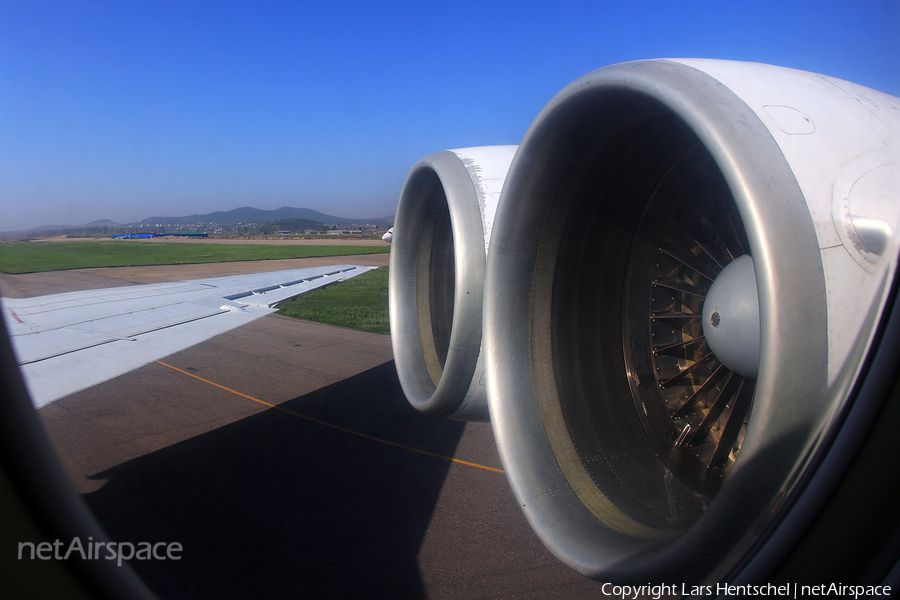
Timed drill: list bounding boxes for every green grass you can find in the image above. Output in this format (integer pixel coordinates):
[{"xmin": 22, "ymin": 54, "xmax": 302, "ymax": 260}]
[
  {"xmin": 0, "ymin": 241, "xmax": 389, "ymax": 274},
  {"xmin": 277, "ymin": 267, "xmax": 390, "ymax": 334}
]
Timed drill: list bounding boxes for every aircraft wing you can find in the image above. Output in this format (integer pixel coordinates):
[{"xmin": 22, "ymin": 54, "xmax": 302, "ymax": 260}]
[{"xmin": 2, "ymin": 265, "xmax": 375, "ymax": 408}]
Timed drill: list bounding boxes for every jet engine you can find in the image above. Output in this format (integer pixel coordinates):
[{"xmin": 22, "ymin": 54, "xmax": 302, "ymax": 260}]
[
  {"xmin": 389, "ymin": 145, "xmax": 517, "ymax": 420},
  {"xmin": 482, "ymin": 59, "xmax": 900, "ymax": 582},
  {"xmin": 393, "ymin": 59, "xmax": 900, "ymax": 583}
]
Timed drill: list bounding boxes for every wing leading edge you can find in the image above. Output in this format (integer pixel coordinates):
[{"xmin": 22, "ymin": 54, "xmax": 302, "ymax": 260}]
[{"xmin": 2, "ymin": 265, "xmax": 376, "ymax": 408}]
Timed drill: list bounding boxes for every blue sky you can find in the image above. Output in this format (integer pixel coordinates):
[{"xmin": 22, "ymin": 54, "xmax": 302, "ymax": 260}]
[{"xmin": 1, "ymin": 0, "xmax": 897, "ymax": 231}]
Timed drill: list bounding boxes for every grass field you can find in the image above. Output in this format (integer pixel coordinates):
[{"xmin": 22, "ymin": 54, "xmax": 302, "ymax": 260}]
[
  {"xmin": 277, "ymin": 267, "xmax": 390, "ymax": 334},
  {"xmin": 0, "ymin": 241, "xmax": 389, "ymax": 274}
]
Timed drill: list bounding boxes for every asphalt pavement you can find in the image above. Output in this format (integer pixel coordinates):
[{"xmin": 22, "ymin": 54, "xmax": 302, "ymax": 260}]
[{"xmin": 5, "ymin": 258, "xmax": 609, "ymax": 599}]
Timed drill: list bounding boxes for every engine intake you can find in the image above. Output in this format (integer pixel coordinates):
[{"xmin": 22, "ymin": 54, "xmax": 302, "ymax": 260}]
[
  {"xmin": 389, "ymin": 146, "xmax": 516, "ymax": 420},
  {"xmin": 483, "ymin": 59, "xmax": 900, "ymax": 581}
]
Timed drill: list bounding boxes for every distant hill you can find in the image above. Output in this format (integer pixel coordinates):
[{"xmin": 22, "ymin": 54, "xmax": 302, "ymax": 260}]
[
  {"xmin": 0, "ymin": 219, "xmax": 126, "ymax": 239},
  {"xmin": 82, "ymin": 219, "xmax": 122, "ymax": 228},
  {"xmin": 0, "ymin": 208, "xmax": 395, "ymax": 239},
  {"xmin": 17, "ymin": 219, "xmax": 123, "ymax": 234},
  {"xmin": 141, "ymin": 207, "xmax": 393, "ymax": 227}
]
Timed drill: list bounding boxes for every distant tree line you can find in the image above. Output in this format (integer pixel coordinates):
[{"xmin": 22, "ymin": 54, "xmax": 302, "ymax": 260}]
[{"xmin": 253, "ymin": 218, "xmax": 326, "ymax": 234}]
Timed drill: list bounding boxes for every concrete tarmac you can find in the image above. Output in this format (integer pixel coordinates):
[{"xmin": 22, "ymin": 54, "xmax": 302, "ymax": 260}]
[{"xmin": 7, "ymin": 258, "xmax": 610, "ymax": 599}]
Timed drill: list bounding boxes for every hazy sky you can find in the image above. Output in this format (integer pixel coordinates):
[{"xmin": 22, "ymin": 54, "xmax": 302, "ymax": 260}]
[{"xmin": 2, "ymin": 0, "xmax": 897, "ymax": 231}]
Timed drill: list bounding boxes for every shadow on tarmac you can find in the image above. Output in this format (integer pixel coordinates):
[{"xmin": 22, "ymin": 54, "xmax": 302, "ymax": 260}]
[{"xmin": 81, "ymin": 361, "xmax": 466, "ymax": 599}]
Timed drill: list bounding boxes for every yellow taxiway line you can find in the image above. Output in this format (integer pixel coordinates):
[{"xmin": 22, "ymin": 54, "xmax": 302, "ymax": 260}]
[{"xmin": 156, "ymin": 360, "xmax": 505, "ymax": 474}]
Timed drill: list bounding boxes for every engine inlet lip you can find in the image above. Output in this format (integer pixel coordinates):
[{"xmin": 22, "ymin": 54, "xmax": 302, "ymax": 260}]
[{"xmin": 389, "ymin": 151, "xmax": 488, "ymax": 418}]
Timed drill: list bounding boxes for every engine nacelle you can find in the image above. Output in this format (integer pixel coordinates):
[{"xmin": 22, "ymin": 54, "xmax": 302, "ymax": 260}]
[
  {"xmin": 483, "ymin": 60, "xmax": 900, "ymax": 582},
  {"xmin": 389, "ymin": 146, "xmax": 517, "ymax": 420}
]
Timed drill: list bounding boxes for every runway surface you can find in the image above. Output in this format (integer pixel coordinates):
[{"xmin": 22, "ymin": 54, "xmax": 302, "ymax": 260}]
[{"xmin": 4, "ymin": 257, "xmax": 610, "ymax": 599}]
